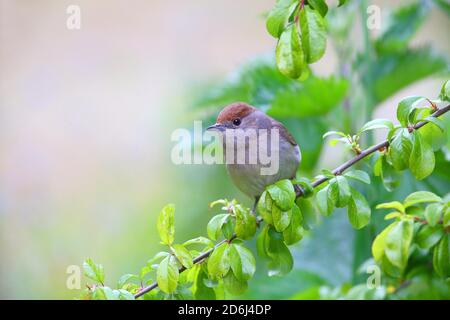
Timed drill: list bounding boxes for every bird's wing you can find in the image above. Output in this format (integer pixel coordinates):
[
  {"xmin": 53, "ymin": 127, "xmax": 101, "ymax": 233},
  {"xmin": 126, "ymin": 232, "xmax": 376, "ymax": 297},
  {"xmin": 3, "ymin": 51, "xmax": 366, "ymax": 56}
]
[{"xmin": 271, "ymin": 120, "xmax": 298, "ymax": 146}]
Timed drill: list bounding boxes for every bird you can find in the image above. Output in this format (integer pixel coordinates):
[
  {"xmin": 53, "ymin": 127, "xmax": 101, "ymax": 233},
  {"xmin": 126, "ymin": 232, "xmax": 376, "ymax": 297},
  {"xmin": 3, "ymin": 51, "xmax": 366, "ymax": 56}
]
[{"xmin": 207, "ymin": 102, "xmax": 301, "ymax": 208}]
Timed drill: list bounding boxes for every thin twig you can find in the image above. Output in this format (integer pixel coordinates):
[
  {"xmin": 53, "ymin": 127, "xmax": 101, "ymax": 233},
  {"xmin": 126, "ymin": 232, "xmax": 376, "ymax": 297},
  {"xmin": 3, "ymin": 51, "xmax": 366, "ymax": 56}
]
[{"xmin": 134, "ymin": 104, "xmax": 450, "ymax": 299}]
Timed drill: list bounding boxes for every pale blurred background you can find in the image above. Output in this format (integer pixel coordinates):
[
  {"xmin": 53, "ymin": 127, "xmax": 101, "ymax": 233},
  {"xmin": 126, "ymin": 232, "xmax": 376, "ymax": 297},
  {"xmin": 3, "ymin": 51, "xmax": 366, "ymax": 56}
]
[{"xmin": 0, "ymin": 0, "xmax": 448, "ymax": 299}]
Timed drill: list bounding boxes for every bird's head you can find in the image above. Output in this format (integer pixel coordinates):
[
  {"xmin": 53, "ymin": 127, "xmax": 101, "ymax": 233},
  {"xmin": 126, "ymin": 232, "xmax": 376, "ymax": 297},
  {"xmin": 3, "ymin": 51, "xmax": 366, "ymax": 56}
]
[{"xmin": 206, "ymin": 102, "xmax": 257, "ymax": 132}]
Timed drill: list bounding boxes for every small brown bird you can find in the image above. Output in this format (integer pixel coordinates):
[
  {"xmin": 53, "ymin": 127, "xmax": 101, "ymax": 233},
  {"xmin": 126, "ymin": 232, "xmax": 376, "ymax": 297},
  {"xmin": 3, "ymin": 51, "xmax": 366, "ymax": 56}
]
[{"xmin": 207, "ymin": 102, "xmax": 301, "ymax": 204}]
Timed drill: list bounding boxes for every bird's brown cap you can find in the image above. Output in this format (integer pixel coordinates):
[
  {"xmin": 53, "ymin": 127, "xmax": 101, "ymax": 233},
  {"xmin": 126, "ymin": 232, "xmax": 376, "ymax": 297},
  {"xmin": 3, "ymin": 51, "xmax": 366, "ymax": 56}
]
[{"xmin": 216, "ymin": 102, "xmax": 257, "ymax": 123}]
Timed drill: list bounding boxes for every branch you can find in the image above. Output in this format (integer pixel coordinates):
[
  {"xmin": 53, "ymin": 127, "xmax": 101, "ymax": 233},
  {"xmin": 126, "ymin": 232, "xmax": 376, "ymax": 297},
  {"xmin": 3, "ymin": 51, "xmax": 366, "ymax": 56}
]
[
  {"xmin": 134, "ymin": 104, "xmax": 450, "ymax": 299},
  {"xmin": 304, "ymin": 104, "xmax": 450, "ymax": 193}
]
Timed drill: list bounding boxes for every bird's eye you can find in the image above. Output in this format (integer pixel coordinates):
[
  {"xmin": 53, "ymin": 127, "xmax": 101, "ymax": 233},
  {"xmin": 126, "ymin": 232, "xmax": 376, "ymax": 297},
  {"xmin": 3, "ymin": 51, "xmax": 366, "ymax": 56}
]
[{"xmin": 233, "ymin": 118, "xmax": 241, "ymax": 126}]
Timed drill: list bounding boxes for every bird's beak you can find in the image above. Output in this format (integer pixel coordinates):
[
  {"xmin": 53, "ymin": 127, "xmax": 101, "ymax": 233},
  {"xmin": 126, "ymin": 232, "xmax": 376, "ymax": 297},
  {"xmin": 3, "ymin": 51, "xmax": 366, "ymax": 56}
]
[{"xmin": 206, "ymin": 123, "xmax": 226, "ymax": 131}]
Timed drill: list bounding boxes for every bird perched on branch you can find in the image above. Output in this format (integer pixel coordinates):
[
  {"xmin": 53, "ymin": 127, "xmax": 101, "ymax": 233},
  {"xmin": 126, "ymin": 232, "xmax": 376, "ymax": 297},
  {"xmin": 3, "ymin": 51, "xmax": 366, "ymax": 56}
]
[{"xmin": 207, "ymin": 102, "xmax": 301, "ymax": 205}]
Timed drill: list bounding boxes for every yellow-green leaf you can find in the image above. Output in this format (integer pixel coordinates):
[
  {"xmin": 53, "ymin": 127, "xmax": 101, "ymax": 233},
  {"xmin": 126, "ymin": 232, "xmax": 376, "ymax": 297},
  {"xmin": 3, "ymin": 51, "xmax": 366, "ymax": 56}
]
[
  {"xmin": 372, "ymin": 222, "xmax": 397, "ymax": 262},
  {"xmin": 171, "ymin": 244, "xmax": 193, "ymax": 269},
  {"xmin": 272, "ymin": 204, "xmax": 292, "ymax": 232},
  {"xmin": 156, "ymin": 256, "xmax": 179, "ymax": 294},
  {"xmin": 384, "ymin": 220, "xmax": 413, "ymax": 270},
  {"xmin": 207, "ymin": 243, "xmax": 230, "ymax": 279},
  {"xmin": 157, "ymin": 204, "xmax": 175, "ymax": 245}
]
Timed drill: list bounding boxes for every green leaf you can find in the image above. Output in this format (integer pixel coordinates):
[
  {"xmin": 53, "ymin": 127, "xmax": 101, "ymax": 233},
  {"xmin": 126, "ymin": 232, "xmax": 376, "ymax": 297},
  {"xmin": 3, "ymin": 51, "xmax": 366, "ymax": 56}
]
[
  {"xmin": 282, "ymin": 203, "xmax": 304, "ymax": 245},
  {"xmin": 328, "ymin": 176, "xmax": 351, "ymax": 208},
  {"xmin": 321, "ymin": 169, "xmax": 335, "ymax": 178},
  {"xmin": 117, "ymin": 274, "xmax": 139, "ymax": 289},
  {"xmin": 408, "ymin": 103, "xmax": 435, "ymax": 125},
  {"xmin": 359, "ymin": 119, "xmax": 394, "ymax": 134},
  {"xmin": 316, "ymin": 185, "xmax": 333, "ymax": 216},
  {"xmin": 221, "ymin": 217, "xmax": 235, "ymax": 240},
  {"xmin": 266, "ymin": 0, "xmax": 298, "ymax": 38},
  {"xmin": 343, "ymin": 170, "xmax": 370, "ymax": 184},
  {"xmin": 256, "ymin": 225, "xmax": 270, "ymax": 259},
  {"xmin": 433, "ymin": 234, "xmax": 450, "ymax": 278},
  {"xmin": 157, "ymin": 204, "xmax": 175, "ymax": 245},
  {"xmin": 207, "ymin": 243, "xmax": 230, "ymax": 279},
  {"xmin": 347, "ymin": 187, "xmax": 371, "ymax": 229},
  {"xmin": 384, "ymin": 220, "xmax": 414, "ymax": 270},
  {"xmin": 257, "ymin": 191, "xmax": 273, "ymax": 224},
  {"xmin": 409, "ymin": 131, "xmax": 435, "ymax": 180},
  {"xmin": 323, "ymin": 130, "xmax": 346, "ymax": 139},
  {"xmin": 385, "ymin": 212, "xmax": 402, "ymax": 220},
  {"xmin": 117, "ymin": 289, "xmax": 135, "ymax": 300},
  {"xmin": 156, "ymin": 256, "xmax": 179, "ymax": 294},
  {"xmin": 416, "ymin": 225, "xmax": 444, "ymax": 250},
  {"xmin": 397, "ymin": 96, "xmax": 425, "ymax": 127},
  {"xmin": 375, "ymin": 153, "xmax": 400, "ymax": 191},
  {"xmin": 228, "ymin": 244, "xmax": 242, "ymax": 281},
  {"xmin": 140, "ymin": 266, "xmax": 152, "ymax": 280},
  {"xmin": 328, "ymin": 137, "xmax": 348, "ymax": 147},
  {"xmin": 147, "ymin": 251, "xmax": 170, "ymax": 266},
  {"xmin": 376, "ymin": 201, "xmax": 405, "ymax": 213},
  {"xmin": 382, "ymin": 154, "xmax": 397, "ymax": 189},
  {"xmin": 235, "ymin": 205, "xmax": 257, "ymax": 240},
  {"xmin": 267, "ymin": 179, "xmax": 296, "ymax": 211},
  {"xmin": 439, "ymin": 79, "xmax": 450, "ymax": 101},
  {"xmin": 444, "ymin": 207, "xmax": 450, "ymax": 228},
  {"xmin": 223, "ymin": 271, "xmax": 248, "ymax": 296},
  {"xmin": 404, "ymin": 191, "xmax": 442, "ymax": 208},
  {"xmin": 171, "ymin": 244, "xmax": 193, "ymax": 269},
  {"xmin": 207, "ymin": 214, "xmax": 229, "ymax": 241},
  {"xmin": 308, "ymin": 0, "xmax": 328, "ymax": 17},
  {"xmin": 380, "ymin": 254, "xmax": 402, "ymax": 278},
  {"xmin": 299, "ymin": 6, "xmax": 327, "ymax": 63},
  {"xmin": 389, "ymin": 128, "xmax": 413, "ymax": 170},
  {"xmin": 194, "ymin": 269, "xmax": 216, "ymax": 300},
  {"xmin": 83, "ymin": 258, "xmax": 105, "ymax": 284},
  {"xmin": 266, "ymin": 227, "xmax": 294, "ymax": 277},
  {"xmin": 296, "ymin": 197, "xmax": 319, "ymax": 230},
  {"xmin": 375, "ymin": 3, "xmax": 429, "ymax": 54},
  {"xmin": 372, "ymin": 222, "xmax": 397, "ymax": 262},
  {"xmin": 421, "ymin": 115, "xmax": 448, "ymax": 151},
  {"xmin": 267, "ymin": 76, "xmax": 348, "ymax": 118},
  {"xmin": 425, "ymin": 203, "xmax": 443, "ymax": 227},
  {"xmin": 257, "ymin": 225, "xmax": 293, "ymax": 277},
  {"xmin": 276, "ymin": 23, "xmax": 306, "ymax": 79},
  {"xmin": 272, "ymin": 204, "xmax": 292, "ymax": 232},
  {"xmin": 173, "ymin": 284, "xmax": 195, "ymax": 300},
  {"xmin": 423, "ymin": 116, "xmax": 446, "ymax": 132},
  {"xmin": 229, "ymin": 243, "xmax": 256, "ymax": 282},
  {"xmin": 183, "ymin": 236, "xmax": 214, "ymax": 248},
  {"xmin": 209, "ymin": 199, "xmax": 228, "ymax": 208}
]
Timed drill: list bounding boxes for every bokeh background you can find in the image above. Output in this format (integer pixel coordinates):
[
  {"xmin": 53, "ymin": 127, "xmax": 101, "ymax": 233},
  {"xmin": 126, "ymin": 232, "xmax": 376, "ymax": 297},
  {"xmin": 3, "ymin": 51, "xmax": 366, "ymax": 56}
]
[{"xmin": 0, "ymin": 0, "xmax": 449, "ymax": 299}]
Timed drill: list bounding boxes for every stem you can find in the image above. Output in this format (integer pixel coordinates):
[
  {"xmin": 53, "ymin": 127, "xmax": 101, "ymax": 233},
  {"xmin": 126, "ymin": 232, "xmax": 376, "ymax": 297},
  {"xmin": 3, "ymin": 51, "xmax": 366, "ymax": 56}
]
[
  {"xmin": 305, "ymin": 104, "xmax": 450, "ymax": 192},
  {"xmin": 134, "ymin": 104, "xmax": 450, "ymax": 299},
  {"xmin": 294, "ymin": 0, "xmax": 305, "ymax": 24}
]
